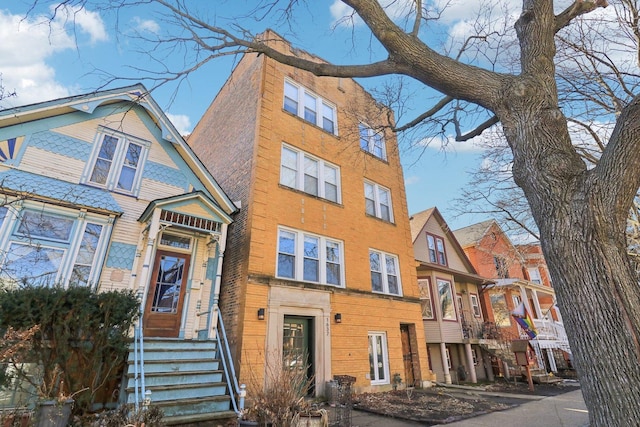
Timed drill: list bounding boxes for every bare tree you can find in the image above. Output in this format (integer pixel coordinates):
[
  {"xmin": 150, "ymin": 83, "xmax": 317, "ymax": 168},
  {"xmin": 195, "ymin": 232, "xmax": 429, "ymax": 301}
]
[{"xmin": 21, "ymin": 0, "xmax": 640, "ymax": 424}]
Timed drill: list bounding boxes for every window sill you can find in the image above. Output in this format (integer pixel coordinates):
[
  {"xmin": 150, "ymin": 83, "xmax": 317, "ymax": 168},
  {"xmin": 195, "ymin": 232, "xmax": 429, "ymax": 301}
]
[{"xmin": 281, "ymin": 109, "xmax": 339, "ymax": 138}]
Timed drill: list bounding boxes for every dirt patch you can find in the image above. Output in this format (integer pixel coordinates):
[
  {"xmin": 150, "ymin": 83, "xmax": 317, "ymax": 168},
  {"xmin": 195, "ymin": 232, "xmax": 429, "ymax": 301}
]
[{"xmin": 353, "ymin": 380, "xmax": 581, "ymax": 425}]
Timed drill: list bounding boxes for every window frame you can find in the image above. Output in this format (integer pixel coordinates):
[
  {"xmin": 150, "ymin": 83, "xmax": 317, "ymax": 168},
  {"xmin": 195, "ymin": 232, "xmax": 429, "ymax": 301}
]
[
  {"xmin": 437, "ymin": 278, "xmax": 457, "ymax": 321},
  {"xmin": 527, "ymin": 267, "xmax": 542, "ymax": 284},
  {"xmin": 418, "ymin": 278, "xmax": 435, "ymax": 320},
  {"xmin": 470, "ymin": 293, "xmax": 482, "ymax": 318},
  {"xmin": 364, "ymin": 180, "xmax": 393, "ymax": 223},
  {"xmin": 283, "ymin": 79, "xmax": 338, "ymax": 135},
  {"xmin": 368, "ymin": 332, "xmax": 390, "ymax": 385},
  {"xmin": 84, "ymin": 128, "xmax": 150, "ymax": 196},
  {"xmin": 369, "ymin": 249, "xmax": 402, "ymax": 296},
  {"xmin": 280, "ymin": 144, "xmax": 342, "ymax": 204},
  {"xmin": 0, "ymin": 204, "xmax": 111, "ymax": 288},
  {"xmin": 359, "ymin": 123, "xmax": 387, "ymax": 160},
  {"xmin": 426, "ymin": 233, "xmax": 447, "ymax": 266},
  {"xmin": 276, "ymin": 226, "xmax": 345, "ymax": 287}
]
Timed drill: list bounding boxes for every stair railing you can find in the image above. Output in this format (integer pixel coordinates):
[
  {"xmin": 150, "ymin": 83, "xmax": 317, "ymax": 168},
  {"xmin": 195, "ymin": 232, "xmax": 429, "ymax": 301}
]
[
  {"xmin": 131, "ymin": 306, "xmax": 147, "ymax": 412},
  {"xmin": 216, "ymin": 309, "xmax": 243, "ymax": 415}
]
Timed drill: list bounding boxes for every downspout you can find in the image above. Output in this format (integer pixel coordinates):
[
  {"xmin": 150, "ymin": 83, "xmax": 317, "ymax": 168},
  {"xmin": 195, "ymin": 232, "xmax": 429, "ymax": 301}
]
[{"xmin": 206, "ymin": 223, "xmax": 228, "ymax": 339}]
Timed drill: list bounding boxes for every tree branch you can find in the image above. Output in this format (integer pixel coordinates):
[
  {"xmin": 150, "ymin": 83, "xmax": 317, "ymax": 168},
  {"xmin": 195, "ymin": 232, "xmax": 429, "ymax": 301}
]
[{"xmin": 555, "ymin": 0, "xmax": 609, "ymax": 32}]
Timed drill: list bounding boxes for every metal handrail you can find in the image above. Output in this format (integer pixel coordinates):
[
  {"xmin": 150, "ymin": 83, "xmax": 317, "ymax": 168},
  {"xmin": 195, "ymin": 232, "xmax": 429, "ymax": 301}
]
[{"xmin": 216, "ymin": 309, "xmax": 243, "ymax": 415}]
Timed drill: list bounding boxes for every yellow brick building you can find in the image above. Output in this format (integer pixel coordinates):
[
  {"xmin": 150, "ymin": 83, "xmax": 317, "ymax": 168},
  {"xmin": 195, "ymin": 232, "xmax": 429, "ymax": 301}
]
[{"xmin": 189, "ymin": 31, "xmax": 429, "ymax": 395}]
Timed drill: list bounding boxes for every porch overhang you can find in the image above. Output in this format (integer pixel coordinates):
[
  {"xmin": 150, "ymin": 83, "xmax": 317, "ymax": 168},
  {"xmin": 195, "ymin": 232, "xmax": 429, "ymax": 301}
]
[{"xmin": 138, "ymin": 191, "xmax": 232, "ymax": 234}]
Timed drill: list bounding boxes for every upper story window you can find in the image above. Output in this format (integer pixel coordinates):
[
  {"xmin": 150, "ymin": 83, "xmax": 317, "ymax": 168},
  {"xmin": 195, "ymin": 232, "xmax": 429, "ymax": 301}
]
[
  {"xmin": 470, "ymin": 293, "xmax": 481, "ymax": 317},
  {"xmin": 85, "ymin": 129, "xmax": 149, "ymax": 195},
  {"xmin": 527, "ymin": 267, "xmax": 542, "ymax": 284},
  {"xmin": 276, "ymin": 226, "xmax": 344, "ymax": 287},
  {"xmin": 364, "ymin": 181, "xmax": 393, "ymax": 222},
  {"xmin": 369, "ymin": 249, "xmax": 402, "ymax": 296},
  {"xmin": 418, "ymin": 278, "xmax": 435, "ymax": 319},
  {"xmin": 494, "ymin": 256, "xmax": 509, "ymax": 278},
  {"xmin": 283, "ymin": 80, "xmax": 337, "ymax": 135},
  {"xmin": 437, "ymin": 279, "xmax": 456, "ymax": 320},
  {"xmin": 426, "ymin": 233, "xmax": 447, "ymax": 266},
  {"xmin": 280, "ymin": 144, "xmax": 341, "ymax": 203},
  {"xmin": 359, "ymin": 124, "xmax": 386, "ymax": 160},
  {"xmin": 1, "ymin": 206, "xmax": 109, "ymax": 287}
]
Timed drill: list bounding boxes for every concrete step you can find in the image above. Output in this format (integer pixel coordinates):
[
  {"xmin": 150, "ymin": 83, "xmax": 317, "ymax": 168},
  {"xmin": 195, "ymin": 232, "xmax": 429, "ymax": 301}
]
[{"xmin": 154, "ymin": 395, "xmax": 232, "ymax": 419}]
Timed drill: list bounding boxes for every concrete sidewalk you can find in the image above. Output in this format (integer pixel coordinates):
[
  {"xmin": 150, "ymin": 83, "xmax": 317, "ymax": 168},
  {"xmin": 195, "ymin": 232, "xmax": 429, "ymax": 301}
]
[
  {"xmin": 435, "ymin": 388, "xmax": 588, "ymax": 427},
  {"xmin": 351, "ymin": 389, "xmax": 588, "ymax": 427}
]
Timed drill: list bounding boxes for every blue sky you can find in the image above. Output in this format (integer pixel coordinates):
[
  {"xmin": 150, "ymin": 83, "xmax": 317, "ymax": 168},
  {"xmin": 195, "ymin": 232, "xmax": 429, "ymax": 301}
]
[{"xmin": 0, "ymin": 0, "xmax": 496, "ymax": 230}]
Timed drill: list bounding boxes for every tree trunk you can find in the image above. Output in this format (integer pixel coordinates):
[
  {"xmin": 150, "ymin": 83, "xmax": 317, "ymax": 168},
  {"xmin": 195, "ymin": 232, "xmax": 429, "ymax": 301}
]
[{"xmin": 502, "ymin": 102, "xmax": 640, "ymax": 425}]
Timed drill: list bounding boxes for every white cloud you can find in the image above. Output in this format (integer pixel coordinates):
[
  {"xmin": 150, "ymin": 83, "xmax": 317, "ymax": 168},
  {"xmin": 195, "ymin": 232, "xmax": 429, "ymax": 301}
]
[
  {"xmin": 405, "ymin": 175, "xmax": 420, "ymax": 185},
  {"xmin": 133, "ymin": 17, "xmax": 160, "ymax": 35},
  {"xmin": 166, "ymin": 113, "xmax": 192, "ymax": 136},
  {"xmin": 0, "ymin": 7, "xmax": 106, "ymax": 107},
  {"xmin": 417, "ymin": 133, "xmax": 490, "ymax": 153},
  {"xmin": 58, "ymin": 6, "xmax": 108, "ymax": 44}
]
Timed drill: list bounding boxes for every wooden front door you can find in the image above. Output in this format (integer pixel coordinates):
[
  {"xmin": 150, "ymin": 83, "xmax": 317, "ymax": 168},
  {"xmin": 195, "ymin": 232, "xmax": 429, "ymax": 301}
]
[
  {"xmin": 400, "ymin": 324, "xmax": 415, "ymax": 387},
  {"xmin": 144, "ymin": 250, "xmax": 191, "ymax": 337}
]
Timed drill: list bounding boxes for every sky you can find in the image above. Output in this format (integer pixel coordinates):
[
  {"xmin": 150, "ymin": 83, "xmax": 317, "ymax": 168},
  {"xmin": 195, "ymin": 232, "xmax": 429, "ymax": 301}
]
[{"xmin": 0, "ymin": 0, "xmax": 504, "ymax": 230}]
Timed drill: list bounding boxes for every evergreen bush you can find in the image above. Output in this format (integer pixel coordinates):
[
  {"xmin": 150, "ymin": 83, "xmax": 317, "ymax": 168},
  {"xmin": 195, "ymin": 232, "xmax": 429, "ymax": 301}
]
[{"xmin": 0, "ymin": 285, "xmax": 139, "ymax": 414}]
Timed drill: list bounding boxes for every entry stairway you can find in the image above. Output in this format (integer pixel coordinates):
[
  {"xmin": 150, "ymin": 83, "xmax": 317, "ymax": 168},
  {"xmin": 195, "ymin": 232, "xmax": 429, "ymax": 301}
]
[{"xmin": 123, "ymin": 339, "xmax": 236, "ymax": 425}]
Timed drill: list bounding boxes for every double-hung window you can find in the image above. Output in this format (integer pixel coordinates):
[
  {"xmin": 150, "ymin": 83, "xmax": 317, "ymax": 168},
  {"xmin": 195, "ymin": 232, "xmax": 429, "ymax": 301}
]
[
  {"xmin": 369, "ymin": 249, "xmax": 401, "ymax": 296},
  {"xmin": 1, "ymin": 207, "xmax": 108, "ymax": 287},
  {"xmin": 364, "ymin": 181, "xmax": 393, "ymax": 222},
  {"xmin": 280, "ymin": 144, "xmax": 341, "ymax": 203},
  {"xmin": 276, "ymin": 227, "xmax": 344, "ymax": 286},
  {"xmin": 359, "ymin": 124, "xmax": 386, "ymax": 160},
  {"xmin": 470, "ymin": 293, "xmax": 481, "ymax": 317},
  {"xmin": 426, "ymin": 234, "xmax": 447, "ymax": 265},
  {"xmin": 368, "ymin": 332, "xmax": 390, "ymax": 385},
  {"xmin": 438, "ymin": 279, "xmax": 457, "ymax": 320},
  {"xmin": 418, "ymin": 278, "xmax": 435, "ymax": 319},
  {"xmin": 283, "ymin": 80, "xmax": 337, "ymax": 135},
  {"xmin": 85, "ymin": 128, "xmax": 149, "ymax": 195}
]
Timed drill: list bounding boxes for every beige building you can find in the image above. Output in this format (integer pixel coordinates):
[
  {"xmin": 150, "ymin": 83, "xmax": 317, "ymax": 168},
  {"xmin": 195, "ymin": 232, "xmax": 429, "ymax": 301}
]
[{"xmin": 188, "ymin": 30, "xmax": 430, "ymax": 394}]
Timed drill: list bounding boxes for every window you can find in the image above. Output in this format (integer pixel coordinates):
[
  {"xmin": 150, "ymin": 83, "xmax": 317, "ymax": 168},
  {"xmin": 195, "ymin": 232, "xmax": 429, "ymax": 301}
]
[
  {"xmin": 490, "ymin": 293, "xmax": 511, "ymax": 327},
  {"xmin": 283, "ymin": 80, "xmax": 337, "ymax": 134},
  {"xmin": 369, "ymin": 250, "xmax": 401, "ymax": 296},
  {"xmin": 364, "ymin": 181, "xmax": 393, "ymax": 222},
  {"xmin": 86, "ymin": 129, "xmax": 149, "ymax": 195},
  {"xmin": 472, "ymin": 348, "xmax": 478, "ymax": 365},
  {"xmin": 1, "ymin": 208, "xmax": 108, "ymax": 287},
  {"xmin": 426, "ymin": 233, "xmax": 447, "ymax": 266},
  {"xmin": 528, "ymin": 267, "xmax": 542, "ymax": 284},
  {"xmin": 276, "ymin": 227, "xmax": 344, "ymax": 286},
  {"xmin": 359, "ymin": 124, "xmax": 386, "ymax": 160},
  {"xmin": 470, "ymin": 293, "xmax": 481, "ymax": 317},
  {"xmin": 438, "ymin": 279, "xmax": 456, "ymax": 320},
  {"xmin": 368, "ymin": 332, "xmax": 389, "ymax": 385},
  {"xmin": 418, "ymin": 278, "xmax": 434, "ymax": 319},
  {"xmin": 494, "ymin": 256, "xmax": 509, "ymax": 278},
  {"xmin": 280, "ymin": 145, "xmax": 341, "ymax": 203}
]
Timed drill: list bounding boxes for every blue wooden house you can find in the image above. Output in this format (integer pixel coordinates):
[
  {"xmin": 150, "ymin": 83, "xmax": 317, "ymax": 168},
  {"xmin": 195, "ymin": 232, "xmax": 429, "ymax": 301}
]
[{"xmin": 0, "ymin": 85, "xmax": 240, "ymax": 424}]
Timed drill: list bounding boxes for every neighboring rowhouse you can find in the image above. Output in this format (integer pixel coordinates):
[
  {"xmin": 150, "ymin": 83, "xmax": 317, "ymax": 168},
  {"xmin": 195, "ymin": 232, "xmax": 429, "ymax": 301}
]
[
  {"xmin": 0, "ymin": 85, "xmax": 238, "ymax": 423},
  {"xmin": 410, "ymin": 207, "xmax": 494, "ymax": 384},
  {"xmin": 188, "ymin": 30, "xmax": 430, "ymax": 395},
  {"xmin": 454, "ymin": 220, "xmax": 572, "ymax": 375}
]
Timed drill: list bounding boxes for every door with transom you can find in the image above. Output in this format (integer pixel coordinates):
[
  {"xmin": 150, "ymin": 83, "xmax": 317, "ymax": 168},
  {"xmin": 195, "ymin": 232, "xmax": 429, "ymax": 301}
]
[{"xmin": 144, "ymin": 250, "xmax": 191, "ymax": 337}]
